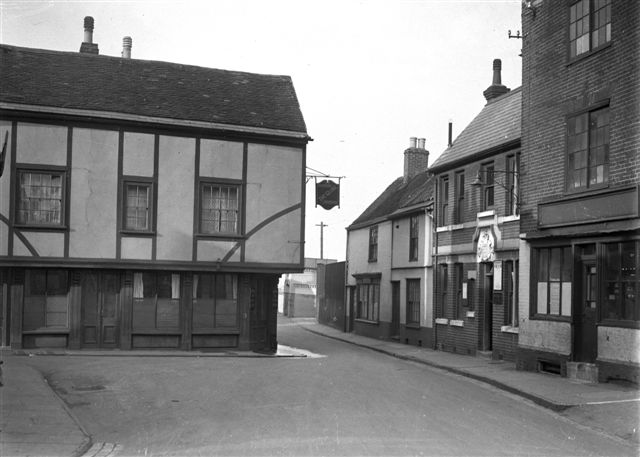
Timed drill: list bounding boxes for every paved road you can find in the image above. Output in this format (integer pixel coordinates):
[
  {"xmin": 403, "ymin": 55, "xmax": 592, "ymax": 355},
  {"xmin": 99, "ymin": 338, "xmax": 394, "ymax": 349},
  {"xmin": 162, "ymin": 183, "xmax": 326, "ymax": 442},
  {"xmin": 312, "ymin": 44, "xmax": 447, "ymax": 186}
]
[{"xmin": 22, "ymin": 321, "xmax": 637, "ymax": 456}]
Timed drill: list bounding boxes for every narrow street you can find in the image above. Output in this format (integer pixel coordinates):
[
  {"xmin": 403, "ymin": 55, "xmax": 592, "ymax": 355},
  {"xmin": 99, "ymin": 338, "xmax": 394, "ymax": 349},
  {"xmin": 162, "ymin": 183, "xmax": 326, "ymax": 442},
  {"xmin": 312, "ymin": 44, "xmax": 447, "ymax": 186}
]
[{"xmin": 21, "ymin": 320, "xmax": 637, "ymax": 457}]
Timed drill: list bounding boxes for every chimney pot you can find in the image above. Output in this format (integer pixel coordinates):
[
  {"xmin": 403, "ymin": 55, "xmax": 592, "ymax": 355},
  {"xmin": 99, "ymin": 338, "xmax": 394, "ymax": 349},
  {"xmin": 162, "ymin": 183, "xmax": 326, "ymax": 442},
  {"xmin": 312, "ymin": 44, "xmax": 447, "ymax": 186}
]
[
  {"xmin": 483, "ymin": 58, "xmax": 509, "ymax": 102},
  {"xmin": 417, "ymin": 138, "xmax": 425, "ymax": 149},
  {"xmin": 80, "ymin": 16, "xmax": 99, "ymax": 54},
  {"xmin": 122, "ymin": 36, "xmax": 132, "ymax": 58},
  {"xmin": 409, "ymin": 137, "xmax": 417, "ymax": 149}
]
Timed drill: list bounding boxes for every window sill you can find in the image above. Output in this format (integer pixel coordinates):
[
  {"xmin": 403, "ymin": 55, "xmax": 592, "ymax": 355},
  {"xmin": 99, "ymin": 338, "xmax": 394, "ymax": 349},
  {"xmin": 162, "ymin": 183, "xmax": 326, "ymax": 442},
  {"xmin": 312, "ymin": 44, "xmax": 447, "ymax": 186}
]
[
  {"xmin": 529, "ymin": 314, "xmax": 571, "ymax": 323},
  {"xmin": 477, "ymin": 210, "xmax": 495, "ymax": 218},
  {"xmin": 500, "ymin": 325, "xmax": 519, "ymax": 334},
  {"xmin": 405, "ymin": 323, "xmax": 420, "ymax": 330},
  {"xmin": 14, "ymin": 224, "xmax": 67, "ymax": 231},
  {"xmin": 435, "ymin": 318, "xmax": 449, "ymax": 325},
  {"xmin": 354, "ymin": 318, "xmax": 379, "ymax": 325},
  {"xmin": 563, "ymin": 182, "xmax": 609, "ymax": 197},
  {"xmin": 120, "ymin": 230, "xmax": 156, "ymax": 237},
  {"xmin": 22, "ymin": 328, "xmax": 69, "ymax": 334},
  {"xmin": 196, "ymin": 233, "xmax": 245, "ymax": 240},
  {"xmin": 450, "ymin": 319, "xmax": 464, "ymax": 327},
  {"xmin": 466, "ymin": 310, "xmax": 476, "ymax": 318},
  {"xmin": 567, "ymin": 42, "xmax": 612, "ymax": 66},
  {"xmin": 499, "ymin": 215, "xmax": 520, "ymax": 223}
]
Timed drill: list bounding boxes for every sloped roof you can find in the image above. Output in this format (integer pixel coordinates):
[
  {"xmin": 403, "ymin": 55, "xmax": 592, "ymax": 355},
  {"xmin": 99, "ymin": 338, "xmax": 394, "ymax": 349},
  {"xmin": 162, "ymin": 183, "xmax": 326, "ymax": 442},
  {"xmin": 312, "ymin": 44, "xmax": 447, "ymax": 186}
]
[
  {"xmin": 349, "ymin": 170, "xmax": 434, "ymax": 229},
  {"xmin": 430, "ymin": 88, "xmax": 521, "ymax": 171},
  {"xmin": 0, "ymin": 44, "xmax": 308, "ymax": 135}
]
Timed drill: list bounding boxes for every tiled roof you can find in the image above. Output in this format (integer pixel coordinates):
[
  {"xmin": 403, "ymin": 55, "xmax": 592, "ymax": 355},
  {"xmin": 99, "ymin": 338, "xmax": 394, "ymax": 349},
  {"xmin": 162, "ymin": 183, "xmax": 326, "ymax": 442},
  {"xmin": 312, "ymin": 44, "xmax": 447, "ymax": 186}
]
[
  {"xmin": 430, "ymin": 88, "xmax": 521, "ymax": 171},
  {"xmin": 0, "ymin": 44, "xmax": 307, "ymax": 134},
  {"xmin": 349, "ymin": 170, "xmax": 434, "ymax": 228}
]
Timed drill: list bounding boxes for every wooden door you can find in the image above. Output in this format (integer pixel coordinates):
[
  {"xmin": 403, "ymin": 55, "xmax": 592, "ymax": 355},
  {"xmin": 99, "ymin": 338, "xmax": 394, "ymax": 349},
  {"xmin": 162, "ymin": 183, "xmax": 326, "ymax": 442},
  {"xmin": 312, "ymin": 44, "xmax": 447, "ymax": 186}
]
[
  {"xmin": 481, "ymin": 264, "xmax": 493, "ymax": 351},
  {"xmin": 574, "ymin": 261, "xmax": 597, "ymax": 362},
  {"xmin": 81, "ymin": 271, "xmax": 119, "ymax": 348}
]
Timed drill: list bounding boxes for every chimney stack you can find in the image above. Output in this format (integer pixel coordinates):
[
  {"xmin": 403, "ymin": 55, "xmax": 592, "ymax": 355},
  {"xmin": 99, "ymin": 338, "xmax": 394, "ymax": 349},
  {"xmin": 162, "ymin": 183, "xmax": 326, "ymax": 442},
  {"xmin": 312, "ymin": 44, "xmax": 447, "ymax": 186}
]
[
  {"xmin": 482, "ymin": 59, "xmax": 509, "ymax": 102},
  {"xmin": 404, "ymin": 136, "xmax": 429, "ymax": 183},
  {"xmin": 448, "ymin": 121, "xmax": 453, "ymax": 147},
  {"xmin": 122, "ymin": 36, "xmax": 132, "ymax": 59},
  {"xmin": 79, "ymin": 16, "xmax": 99, "ymax": 54}
]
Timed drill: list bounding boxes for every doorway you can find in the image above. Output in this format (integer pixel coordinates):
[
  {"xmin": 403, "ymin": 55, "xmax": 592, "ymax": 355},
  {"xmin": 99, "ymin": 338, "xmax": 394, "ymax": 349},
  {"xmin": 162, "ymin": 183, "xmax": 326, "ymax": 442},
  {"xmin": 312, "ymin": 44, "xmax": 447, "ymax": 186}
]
[
  {"xmin": 480, "ymin": 263, "xmax": 493, "ymax": 351},
  {"xmin": 574, "ymin": 260, "xmax": 597, "ymax": 362},
  {"xmin": 391, "ymin": 281, "xmax": 400, "ymax": 340},
  {"xmin": 81, "ymin": 271, "xmax": 120, "ymax": 348}
]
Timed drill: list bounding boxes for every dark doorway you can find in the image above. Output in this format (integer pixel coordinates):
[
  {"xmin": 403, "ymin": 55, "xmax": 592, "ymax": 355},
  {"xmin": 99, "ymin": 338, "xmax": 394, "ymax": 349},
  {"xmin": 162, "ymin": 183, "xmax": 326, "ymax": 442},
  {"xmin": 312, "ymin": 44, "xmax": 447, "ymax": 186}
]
[
  {"xmin": 574, "ymin": 260, "xmax": 598, "ymax": 362},
  {"xmin": 480, "ymin": 263, "xmax": 493, "ymax": 351},
  {"xmin": 348, "ymin": 286, "xmax": 356, "ymax": 332},
  {"xmin": 81, "ymin": 271, "xmax": 119, "ymax": 348},
  {"xmin": 391, "ymin": 281, "xmax": 400, "ymax": 340}
]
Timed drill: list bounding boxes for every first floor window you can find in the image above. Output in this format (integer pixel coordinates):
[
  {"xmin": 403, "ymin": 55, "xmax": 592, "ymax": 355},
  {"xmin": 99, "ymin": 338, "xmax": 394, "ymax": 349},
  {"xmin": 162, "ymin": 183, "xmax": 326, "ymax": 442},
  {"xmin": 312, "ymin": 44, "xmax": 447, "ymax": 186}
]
[
  {"xmin": 602, "ymin": 241, "xmax": 639, "ymax": 322},
  {"xmin": 439, "ymin": 175, "xmax": 449, "ymax": 226},
  {"xmin": 356, "ymin": 278, "xmax": 379, "ymax": 321},
  {"xmin": 406, "ymin": 278, "xmax": 420, "ymax": 325},
  {"xmin": 368, "ymin": 226, "xmax": 378, "ymax": 262},
  {"xmin": 504, "ymin": 260, "xmax": 519, "ymax": 327},
  {"xmin": 200, "ymin": 182, "xmax": 240, "ymax": 234},
  {"xmin": 567, "ymin": 107, "xmax": 609, "ymax": 191},
  {"xmin": 482, "ymin": 163, "xmax": 495, "ymax": 210},
  {"xmin": 123, "ymin": 181, "xmax": 152, "ymax": 231},
  {"xmin": 193, "ymin": 273, "xmax": 239, "ymax": 329},
  {"xmin": 409, "ymin": 215, "xmax": 419, "ymax": 261},
  {"xmin": 455, "ymin": 171, "xmax": 465, "ymax": 224},
  {"xmin": 535, "ymin": 247, "xmax": 572, "ymax": 317},
  {"xmin": 570, "ymin": 0, "xmax": 611, "ymax": 58},
  {"xmin": 23, "ymin": 269, "xmax": 69, "ymax": 330},
  {"xmin": 132, "ymin": 272, "xmax": 180, "ymax": 329},
  {"xmin": 17, "ymin": 170, "xmax": 65, "ymax": 226}
]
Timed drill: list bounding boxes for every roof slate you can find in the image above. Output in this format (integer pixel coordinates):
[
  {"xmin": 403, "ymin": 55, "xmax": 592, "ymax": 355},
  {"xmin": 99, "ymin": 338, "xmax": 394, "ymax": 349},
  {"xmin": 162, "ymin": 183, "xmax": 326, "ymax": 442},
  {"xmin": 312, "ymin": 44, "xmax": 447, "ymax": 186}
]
[
  {"xmin": 349, "ymin": 170, "xmax": 434, "ymax": 228},
  {"xmin": 0, "ymin": 44, "xmax": 307, "ymax": 134},
  {"xmin": 430, "ymin": 88, "xmax": 521, "ymax": 171}
]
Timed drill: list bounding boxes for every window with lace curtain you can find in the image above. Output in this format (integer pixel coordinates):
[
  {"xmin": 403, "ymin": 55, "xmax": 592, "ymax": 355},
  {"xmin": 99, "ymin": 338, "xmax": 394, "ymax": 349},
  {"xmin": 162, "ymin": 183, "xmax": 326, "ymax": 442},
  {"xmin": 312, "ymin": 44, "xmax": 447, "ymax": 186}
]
[
  {"xmin": 192, "ymin": 274, "xmax": 238, "ymax": 329},
  {"xmin": 132, "ymin": 272, "xmax": 180, "ymax": 330},
  {"xmin": 199, "ymin": 182, "xmax": 240, "ymax": 235},
  {"xmin": 16, "ymin": 170, "xmax": 65, "ymax": 226}
]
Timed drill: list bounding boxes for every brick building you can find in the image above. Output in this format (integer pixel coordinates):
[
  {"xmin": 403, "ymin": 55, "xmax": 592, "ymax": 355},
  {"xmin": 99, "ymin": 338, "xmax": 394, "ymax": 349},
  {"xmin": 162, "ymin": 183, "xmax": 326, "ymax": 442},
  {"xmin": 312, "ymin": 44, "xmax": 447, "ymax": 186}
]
[
  {"xmin": 0, "ymin": 17, "xmax": 310, "ymax": 352},
  {"xmin": 430, "ymin": 60, "xmax": 521, "ymax": 360},
  {"xmin": 517, "ymin": 1, "xmax": 639, "ymax": 383}
]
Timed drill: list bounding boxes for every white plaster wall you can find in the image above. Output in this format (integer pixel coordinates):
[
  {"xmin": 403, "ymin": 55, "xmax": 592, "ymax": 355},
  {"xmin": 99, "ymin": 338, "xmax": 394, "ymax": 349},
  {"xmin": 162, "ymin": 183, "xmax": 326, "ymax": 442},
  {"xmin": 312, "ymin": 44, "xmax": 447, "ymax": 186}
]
[
  {"xmin": 156, "ymin": 135, "xmax": 195, "ymax": 261},
  {"xmin": 13, "ymin": 232, "xmax": 64, "ymax": 257},
  {"xmin": 197, "ymin": 239, "xmax": 239, "ymax": 262},
  {"xmin": 244, "ymin": 209, "xmax": 301, "ymax": 264},
  {"xmin": 121, "ymin": 237, "xmax": 153, "ymax": 260},
  {"xmin": 518, "ymin": 319, "xmax": 572, "ymax": 355},
  {"xmin": 200, "ymin": 139, "xmax": 243, "ymax": 179},
  {"xmin": 123, "ymin": 132, "xmax": 154, "ymax": 177},
  {"xmin": 69, "ymin": 128, "xmax": 118, "ymax": 258},
  {"xmin": 598, "ymin": 326, "xmax": 640, "ymax": 364},
  {"xmin": 16, "ymin": 122, "xmax": 67, "ymax": 166},
  {"xmin": 0, "ymin": 121, "xmax": 12, "ymax": 256}
]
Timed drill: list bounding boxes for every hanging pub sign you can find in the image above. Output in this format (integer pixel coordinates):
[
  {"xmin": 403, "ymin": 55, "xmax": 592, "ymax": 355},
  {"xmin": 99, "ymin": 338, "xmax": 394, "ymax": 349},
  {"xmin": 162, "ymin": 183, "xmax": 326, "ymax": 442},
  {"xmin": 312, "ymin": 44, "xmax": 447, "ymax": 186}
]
[{"xmin": 316, "ymin": 179, "xmax": 340, "ymax": 210}]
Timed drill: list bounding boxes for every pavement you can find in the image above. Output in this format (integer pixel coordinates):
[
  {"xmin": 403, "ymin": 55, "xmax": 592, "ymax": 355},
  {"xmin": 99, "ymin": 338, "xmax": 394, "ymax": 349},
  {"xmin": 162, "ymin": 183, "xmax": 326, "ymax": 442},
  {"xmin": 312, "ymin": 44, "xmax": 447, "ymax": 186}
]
[{"xmin": 1, "ymin": 316, "xmax": 638, "ymax": 457}]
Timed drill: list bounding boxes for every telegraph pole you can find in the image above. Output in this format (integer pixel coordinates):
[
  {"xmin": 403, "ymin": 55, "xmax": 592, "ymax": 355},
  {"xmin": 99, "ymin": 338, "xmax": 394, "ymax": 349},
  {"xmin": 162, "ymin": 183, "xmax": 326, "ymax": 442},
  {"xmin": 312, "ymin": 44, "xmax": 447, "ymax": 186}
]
[{"xmin": 315, "ymin": 222, "xmax": 328, "ymax": 259}]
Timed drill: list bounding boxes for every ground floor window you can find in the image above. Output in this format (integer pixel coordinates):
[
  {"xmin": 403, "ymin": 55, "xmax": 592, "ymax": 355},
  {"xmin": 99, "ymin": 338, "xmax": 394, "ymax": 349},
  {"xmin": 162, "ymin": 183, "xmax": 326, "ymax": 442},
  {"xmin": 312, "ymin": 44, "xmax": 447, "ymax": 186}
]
[
  {"xmin": 602, "ymin": 241, "xmax": 639, "ymax": 323},
  {"xmin": 23, "ymin": 269, "xmax": 69, "ymax": 330},
  {"xmin": 406, "ymin": 278, "xmax": 420, "ymax": 325},
  {"xmin": 534, "ymin": 247, "xmax": 572, "ymax": 317},
  {"xmin": 356, "ymin": 277, "xmax": 379, "ymax": 321},
  {"xmin": 132, "ymin": 272, "xmax": 180, "ymax": 330},
  {"xmin": 192, "ymin": 274, "xmax": 238, "ymax": 329},
  {"xmin": 504, "ymin": 260, "xmax": 519, "ymax": 327}
]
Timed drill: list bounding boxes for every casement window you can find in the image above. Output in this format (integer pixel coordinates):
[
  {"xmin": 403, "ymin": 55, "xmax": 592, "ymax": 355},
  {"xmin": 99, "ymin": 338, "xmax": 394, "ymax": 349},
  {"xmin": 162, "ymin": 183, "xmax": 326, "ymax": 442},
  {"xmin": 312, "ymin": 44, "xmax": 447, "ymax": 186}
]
[
  {"xmin": 132, "ymin": 272, "xmax": 180, "ymax": 330},
  {"xmin": 123, "ymin": 181, "xmax": 153, "ymax": 231},
  {"xmin": 570, "ymin": 0, "xmax": 611, "ymax": 59},
  {"xmin": 481, "ymin": 163, "xmax": 495, "ymax": 211},
  {"xmin": 438, "ymin": 263, "xmax": 448, "ymax": 317},
  {"xmin": 454, "ymin": 263, "xmax": 463, "ymax": 319},
  {"xmin": 409, "ymin": 215, "xmax": 419, "ymax": 262},
  {"xmin": 567, "ymin": 107, "xmax": 609, "ymax": 191},
  {"xmin": 504, "ymin": 260, "xmax": 519, "ymax": 327},
  {"xmin": 356, "ymin": 277, "xmax": 380, "ymax": 322},
  {"xmin": 16, "ymin": 170, "xmax": 65, "ymax": 226},
  {"xmin": 455, "ymin": 171, "xmax": 465, "ymax": 224},
  {"xmin": 193, "ymin": 274, "xmax": 239, "ymax": 329},
  {"xmin": 505, "ymin": 154, "xmax": 520, "ymax": 216},
  {"xmin": 602, "ymin": 241, "xmax": 639, "ymax": 323},
  {"xmin": 439, "ymin": 175, "xmax": 449, "ymax": 226},
  {"xmin": 406, "ymin": 278, "xmax": 420, "ymax": 325},
  {"xmin": 368, "ymin": 225, "xmax": 378, "ymax": 262},
  {"xmin": 200, "ymin": 182, "xmax": 240, "ymax": 235},
  {"xmin": 23, "ymin": 269, "xmax": 69, "ymax": 330},
  {"xmin": 535, "ymin": 247, "xmax": 572, "ymax": 317}
]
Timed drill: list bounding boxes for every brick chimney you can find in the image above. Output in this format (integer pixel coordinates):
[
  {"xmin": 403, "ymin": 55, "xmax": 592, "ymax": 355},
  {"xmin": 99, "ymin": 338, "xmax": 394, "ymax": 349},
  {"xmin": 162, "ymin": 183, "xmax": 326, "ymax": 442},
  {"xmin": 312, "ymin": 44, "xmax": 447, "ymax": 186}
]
[
  {"xmin": 483, "ymin": 59, "xmax": 509, "ymax": 102},
  {"xmin": 404, "ymin": 137, "xmax": 429, "ymax": 183},
  {"xmin": 79, "ymin": 16, "xmax": 99, "ymax": 54}
]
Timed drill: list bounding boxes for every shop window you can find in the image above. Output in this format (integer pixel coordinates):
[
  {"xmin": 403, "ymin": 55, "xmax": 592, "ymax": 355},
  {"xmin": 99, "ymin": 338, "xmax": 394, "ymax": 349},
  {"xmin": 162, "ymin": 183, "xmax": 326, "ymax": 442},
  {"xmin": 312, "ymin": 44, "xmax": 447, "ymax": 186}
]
[
  {"xmin": 132, "ymin": 272, "xmax": 180, "ymax": 330},
  {"xmin": 504, "ymin": 260, "xmax": 519, "ymax": 327},
  {"xmin": 16, "ymin": 170, "xmax": 65, "ymax": 226},
  {"xmin": 368, "ymin": 225, "xmax": 378, "ymax": 262},
  {"xmin": 356, "ymin": 277, "xmax": 379, "ymax": 322},
  {"xmin": 123, "ymin": 181, "xmax": 153, "ymax": 231},
  {"xmin": 406, "ymin": 278, "xmax": 420, "ymax": 325},
  {"xmin": 602, "ymin": 241, "xmax": 639, "ymax": 323},
  {"xmin": 534, "ymin": 247, "xmax": 572, "ymax": 317},
  {"xmin": 199, "ymin": 182, "xmax": 240, "ymax": 235},
  {"xmin": 409, "ymin": 215, "xmax": 419, "ymax": 262},
  {"xmin": 23, "ymin": 270, "xmax": 69, "ymax": 330},
  {"xmin": 570, "ymin": 0, "xmax": 611, "ymax": 59},
  {"xmin": 193, "ymin": 274, "xmax": 238, "ymax": 329},
  {"xmin": 567, "ymin": 107, "xmax": 609, "ymax": 191}
]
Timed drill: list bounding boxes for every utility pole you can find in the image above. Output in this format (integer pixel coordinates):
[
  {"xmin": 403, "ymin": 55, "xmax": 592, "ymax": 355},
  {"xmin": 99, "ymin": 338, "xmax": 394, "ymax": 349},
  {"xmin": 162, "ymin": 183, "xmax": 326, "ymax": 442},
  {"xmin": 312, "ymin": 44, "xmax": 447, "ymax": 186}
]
[{"xmin": 315, "ymin": 222, "xmax": 328, "ymax": 259}]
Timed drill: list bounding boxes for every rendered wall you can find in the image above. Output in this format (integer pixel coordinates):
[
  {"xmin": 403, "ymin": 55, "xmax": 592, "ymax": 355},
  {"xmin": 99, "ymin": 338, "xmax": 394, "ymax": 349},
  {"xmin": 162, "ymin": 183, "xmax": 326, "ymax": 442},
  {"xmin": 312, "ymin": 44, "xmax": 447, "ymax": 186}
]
[{"xmin": 598, "ymin": 326, "xmax": 640, "ymax": 365}]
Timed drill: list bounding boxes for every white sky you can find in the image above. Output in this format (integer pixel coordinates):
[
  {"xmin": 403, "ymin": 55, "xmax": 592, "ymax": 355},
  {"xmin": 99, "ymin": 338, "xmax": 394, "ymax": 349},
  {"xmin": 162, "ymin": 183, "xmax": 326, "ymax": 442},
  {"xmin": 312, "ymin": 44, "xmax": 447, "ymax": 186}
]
[{"xmin": 0, "ymin": 0, "xmax": 523, "ymax": 261}]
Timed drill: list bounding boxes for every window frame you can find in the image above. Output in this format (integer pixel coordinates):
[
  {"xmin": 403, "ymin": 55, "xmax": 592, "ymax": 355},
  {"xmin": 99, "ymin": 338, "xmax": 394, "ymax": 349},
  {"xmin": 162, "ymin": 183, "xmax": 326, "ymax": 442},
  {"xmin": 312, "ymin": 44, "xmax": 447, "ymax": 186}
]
[
  {"xmin": 23, "ymin": 269, "xmax": 70, "ymax": 331},
  {"xmin": 121, "ymin": 178, "xmax": 155, "ymax": 234},
  {"xmin": 439, "ymin": 175, "xmax": 449, "ymax": 226},
  {"xmin": 481, "ymin": 162, "xmax": 495, "ymax": 211},
  {"xmin": 192, "ymin": 273, "xmax": 240, "ymax": 331},
  {"xmin": 368, "ymin": 225, "xmax": 378, "ymax": 262},
  {"xmin": 454, "ymin": 170, "xmax": 465, "ymax": 224},
  {"xmin": 438, "ymin": 263, "xmax": 448, "ymax": 318},
  {"xmin": 132, "ymin": 271, "xmax": 181, "ymax": 331},
  {"xmin": 566, "ymin": 105, "xmax": 610, "ymax": 193},
  {"xmin": 355, "ymin": 276, "xmax": 380, "ymax": 322},
  {"xmin": 569, "ymin": 0, "xmax": 611, "ymax": 60},
  {"xmin": 504, "ymin": 260, "xmax": 519, "ymax": 327},
  {"xmin": 198, "ymin": 179, "xmax": 243, "ymax": 237},
  {"xmin": 505, "ymin": 154, "xmax": 520, "ymax": 216},
  {"xmin": 406, "ymin": 278, "xmax": 421, "ymax": 326},
  {"xmin": 600, "ymin": 241, "xmax": 639, "ymax": 326},
  {"xmin": 532, "ymin": 246, "xmax": 573, "ymax": 320},
  {"xmin": 15, "ymin": 167, "xmax": 67, "ymax": 229},
  {"xmin": 454, "ymin": 263, "xmax": 463, "ymax": 320},
  {"xmin": 409, "ymin": 215, "xmax": 419, "ymax": 262}
]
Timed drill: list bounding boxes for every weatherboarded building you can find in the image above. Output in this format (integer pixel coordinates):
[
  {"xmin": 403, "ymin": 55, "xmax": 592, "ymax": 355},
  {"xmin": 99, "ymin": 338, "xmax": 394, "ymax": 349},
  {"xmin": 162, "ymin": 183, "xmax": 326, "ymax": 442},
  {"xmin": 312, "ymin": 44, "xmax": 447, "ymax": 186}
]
[{"xmin": 0, "ymin": 18, "xmax": 310, "ymax": 352}]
